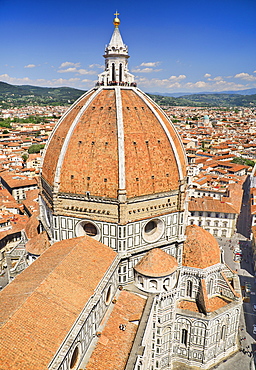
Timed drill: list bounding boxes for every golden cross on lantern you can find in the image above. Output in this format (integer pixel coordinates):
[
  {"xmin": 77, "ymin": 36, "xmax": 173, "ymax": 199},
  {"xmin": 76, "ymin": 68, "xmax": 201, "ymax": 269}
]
[{"xmin": 113, "ymin": 11, "xmax": 120, "ymax": 28}]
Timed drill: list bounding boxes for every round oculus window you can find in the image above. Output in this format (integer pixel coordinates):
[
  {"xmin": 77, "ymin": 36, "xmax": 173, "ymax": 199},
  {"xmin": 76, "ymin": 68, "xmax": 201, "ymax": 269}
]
[
  {"xmin": 142, "ymin": 218, "xmax": 164, "ymax": 243},
  {"xmin": 75, "ymin": 220, "xmax": 100, "ymax": 240}
]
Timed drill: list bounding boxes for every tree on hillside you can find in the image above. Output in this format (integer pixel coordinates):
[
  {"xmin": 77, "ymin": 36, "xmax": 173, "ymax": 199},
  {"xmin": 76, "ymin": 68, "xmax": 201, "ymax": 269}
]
[
  {"xmin": 231, "ymin": 157, "xmax": 255, "ymax": 167},
  {"xmin": 28, "ymin": 144, "xmax": 45, "ymax": 154}
]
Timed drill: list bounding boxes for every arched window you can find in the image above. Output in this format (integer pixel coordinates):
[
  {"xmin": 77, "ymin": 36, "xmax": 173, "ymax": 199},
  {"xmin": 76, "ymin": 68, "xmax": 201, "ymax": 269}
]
[
  {"xmin": 149, "ymin": 280, "xmax": 157, "ymax": 290},
  {"xmin": 187, "ymin": 280, "xmax": 193, "ymax": 297},
  {"xmin": 208, "ymin": 278, "xmax": 214, "ymax": 295},
  {"xmin": 163, "ymin": 278, "xmax": 170, "ymax": 291},
  {"xmin": 119, "ymin": 63, "xmax": 122, "ymax": 82},
  {"xmin": 221, "ymin": 325, "xmax": 226, "ymax": 340},
  {"xmin": 181, "ymin": 328, "xmax": 188, "ymax": 346},
  {"xmin": 112, "ymin": 63, "xmax": 116, "ymax": 81},
  {"xmin": 138, "ymin": 275, "xmax": 144, "ymax": 287}
]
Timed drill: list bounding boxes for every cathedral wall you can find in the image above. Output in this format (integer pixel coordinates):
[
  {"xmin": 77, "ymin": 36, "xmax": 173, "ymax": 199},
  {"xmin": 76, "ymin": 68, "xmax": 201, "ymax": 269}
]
[
  {"xmin": 49, "ymin": 190, "xmax": 184, "ymax": 224},
  {"xmin": 173, "ymin": 305, "xmax": 240, "ymax": 369},
  {"xmin": 45, "ymin": 198, "xmax": 185, "ymax": 252}
]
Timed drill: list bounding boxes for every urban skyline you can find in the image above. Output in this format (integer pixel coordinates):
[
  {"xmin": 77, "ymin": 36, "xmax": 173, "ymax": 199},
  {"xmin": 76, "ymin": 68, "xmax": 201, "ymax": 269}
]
[{"xmin": 0, "ymin": 0, "xmax": 256, "ymax": 93}]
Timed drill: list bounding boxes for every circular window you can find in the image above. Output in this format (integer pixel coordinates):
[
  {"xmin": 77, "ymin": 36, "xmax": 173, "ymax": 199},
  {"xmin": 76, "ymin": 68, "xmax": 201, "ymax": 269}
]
[
  {"xmin": 75, "ymin": 220, "xmax": 100, "ymax": 240},
  {"xmin": 70, "ymin": 345, "xmax": 80, "ymax": 369},
  {"xmin": 142, "ymin": 218, "xmax": 164, "ymax": 243},
  {"xmin": 145, "ymin": 220, "xmax": 157, "ymax": 235},
  {"xmin": 83, "ymin": 222, "xmax": 97, "ymax": 236}
]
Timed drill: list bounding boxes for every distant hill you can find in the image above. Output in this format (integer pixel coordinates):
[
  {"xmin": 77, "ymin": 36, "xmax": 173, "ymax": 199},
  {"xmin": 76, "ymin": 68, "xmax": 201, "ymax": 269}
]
[
  {"xmin": 148, "ymin": 92, "xmax": 256, "ymax": 108},
  {"xmin": 0, "ymin": 81, "xmax": 86, "ymax": 108},
  {"xmin": 0, "ymin": 81, "xmax": 255, "ymax": 108},
  {"xmin": 150, "ymin": 88, "xmax": 256, "ymax": 97}
]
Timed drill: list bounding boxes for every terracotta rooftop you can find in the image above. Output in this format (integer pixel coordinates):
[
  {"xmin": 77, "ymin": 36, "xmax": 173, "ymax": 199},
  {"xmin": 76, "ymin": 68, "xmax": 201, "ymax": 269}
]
[
  {"xmin": 189, "ymin": 197, "xmax": 237, "ymax": 214},
  {"xmin": 24, "ymin": 213, "xmax": 39, "ymax": 239},
  {"xmin": 0, "ymin": 170, "xmax": 37, "ymax": 189},
  {"xmin": 177, "ymin": 296, "xmax": 229, "ymax": 313},
  {"xmin": 134, "ymin": 248, "xmax": 178, "ymax": 277},
  {"xmin": 183, "ymin": 225, "xmax": 221, "ymax": 269},
  {"xmin": 85, "ymin": 290, "xmax": 146, "ymax": 370},
  {"xmin": 25, "ymin": 231, "xmax": 50, "ymax": 255},
  {"xmin": 0, "ymin": 236, "xmax": 117, "ymax": 370},
  {"xmin": 42, "ymin": 88, "xmax": 187, "ymax": 199}
]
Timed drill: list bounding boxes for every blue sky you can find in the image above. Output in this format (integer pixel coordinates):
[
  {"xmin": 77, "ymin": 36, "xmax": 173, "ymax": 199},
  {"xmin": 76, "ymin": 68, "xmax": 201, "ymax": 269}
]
[{"xmin": 0, "ymin": 0, "xmax": 255, "ymax": 93}]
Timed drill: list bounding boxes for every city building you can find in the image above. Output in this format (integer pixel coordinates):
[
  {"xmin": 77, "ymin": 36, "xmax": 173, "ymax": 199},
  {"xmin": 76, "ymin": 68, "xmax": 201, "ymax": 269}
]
[{"xmin": 0, "ymin": 14, "xmax": 242, "ymax": 370}]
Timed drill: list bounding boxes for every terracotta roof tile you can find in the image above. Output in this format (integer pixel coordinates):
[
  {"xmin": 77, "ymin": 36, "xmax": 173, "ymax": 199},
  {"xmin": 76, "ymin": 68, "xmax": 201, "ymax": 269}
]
[
  {"xmin": 0, "ymin": 236, "xmax": 117, "ymax": 370},
  {"xmin": 86, "ymin": 290, "xmax": 146, "ymax": 370},
  {"xmin": 134, "ymin": 248, "xmax": 178, "ymax": 277},
  {"xmin": 42, "ymin": 88, "xmax": 186, "ymax": 199},
  {"xmin": 183, "ymin": 225, "xmax": 221, "ymax": 268},
  {"xmin": 25, "ymin": 231, "xmax": 50, "ymax": 255}
]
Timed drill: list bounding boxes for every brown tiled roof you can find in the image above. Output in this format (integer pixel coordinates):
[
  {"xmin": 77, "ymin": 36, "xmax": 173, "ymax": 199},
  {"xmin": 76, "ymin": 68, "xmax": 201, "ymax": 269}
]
[
  {"xmin": 24, "ymin": 213, "xmax": 39, "ymax": 239},
  {"xmin": 25, "ymin": 231, "xmax": 50, "ymax": 255},
  {"xmin": 183, "ymin": 225, "xmax": 221, "ymax": 268},
  {"xmin": 177, "ymin": 296, "xmax": 229, "ymax": 313},
  {"xmin": 86, "ymin": 290, "xmax": 146, "ymax": 370},
  {"xmin": 0, "ymin": 236, "xmax": 117, "ymax": 370},
  {"xmin": 189, "ymin": 197, "xmax": 237, "ymax": 214},
  {"xmin": 0, "ymin": 171, "xmax": 37, "ymax": 189},
  {"xmin": 134, "ymin": 248, "xmax": 178, "ymax": 277},
  {"xmin": 42, "ymin": 88, "xmax": 187, "ymax": 199}
]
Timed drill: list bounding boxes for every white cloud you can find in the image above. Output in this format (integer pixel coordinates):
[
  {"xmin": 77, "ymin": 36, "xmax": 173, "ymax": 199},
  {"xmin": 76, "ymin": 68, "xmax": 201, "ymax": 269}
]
[
  {"xmin": 58, "ymin": 65, "xmax": 96, "ymax": 75},
  {"xmin": 204, "ymin": 73, "xmax": 211, "ymax": 78},
  {"xmin": 132, "ymin": 67, "xmax": 162, "ymax": 73},
  {"xmin": 168, "ymin": 82, "xmax": 182, "ymax": 89},
  {"xmin": 58, "ymin": 68, "xmax": 96, "ymax": 75},
  {"xmin": 169, "ymin": 75, "xmax": 186, "ymax": 81},
  {"xmin": 234, "ymin": 72, "xmax": 256, "ymax": 81},
  {"xmin": 140, "ymin": 61, "xmax": 161, "ymax": 67},
  {"xmin": 0, "ymin": 73, "xmax": 94, "ymax": 89},
  {"xmin": 76, "ymin": 69, "xmax": 96, "ymax": 75},
  {"xmin": 59, "ymin": 62, "xmax": 81, "ymax": 68},
  {"xmin": 89, "ymin": 64, "xmax": 104, "ymax": 69},
  {"xmin": 58, "ymin": 67, "xmax": 77, "ymax": 73},
  {"xmin": 24, "ymin": 64, "xmax": 36, "ymax": 68}
]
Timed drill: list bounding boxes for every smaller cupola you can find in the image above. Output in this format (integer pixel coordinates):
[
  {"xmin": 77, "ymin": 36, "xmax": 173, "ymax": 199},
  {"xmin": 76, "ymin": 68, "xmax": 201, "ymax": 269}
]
[{"xmin": 134, "ymin": 248, "xmax": 178, "ymax": 293}]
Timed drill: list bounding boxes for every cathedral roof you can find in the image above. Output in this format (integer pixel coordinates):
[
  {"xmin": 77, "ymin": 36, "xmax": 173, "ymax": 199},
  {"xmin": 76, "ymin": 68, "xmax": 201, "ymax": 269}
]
[
  {"xmin": 86, "ymin": 290, "xmax": 146, "ymax": 370},
  {"xmin": 183, "ymin": 224, "xmax": 221, "ymax": 268},
  {"xmin": 0, "ymin": 236, "xmax": 117, "ymax": 370},
  {"xmin": 41, "ymin": 87, "xmax": 187, "ymax": 200},
  {"xmin": 134, "ymin": 248, "xmax": 178, "ymax": 277}
]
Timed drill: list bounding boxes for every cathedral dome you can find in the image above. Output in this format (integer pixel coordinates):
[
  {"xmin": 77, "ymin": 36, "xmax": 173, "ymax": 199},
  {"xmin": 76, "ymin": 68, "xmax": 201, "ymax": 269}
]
[
  {"xmin": 41, "ymin": 87, "xmax": 187, "ymax": 200},
  {"xmin": 39, "ymin": 14, "xmax": 188, "ymax": 245},
  {"xmin": 183, "ymin": 224, "xmax": 221, "ymax": 268},
  {"xmin": 134, "ymin": 248, "xmax": 178, "ymax": 277}
]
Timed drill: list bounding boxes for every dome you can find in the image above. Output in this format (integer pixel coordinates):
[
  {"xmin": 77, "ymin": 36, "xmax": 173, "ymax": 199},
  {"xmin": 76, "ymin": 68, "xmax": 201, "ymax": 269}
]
[
  {"xmin": 40, "ymin": 15, "xmax": 187, "ymax": 238},
  {"xmin": 183, "ymin": 224, "xmax": 221, "ymax": 268},
  {"xmin": 134, "ymin": 248, "xmax": 178, "ymax": 277},
  {"xmin": 41, "ymin": 87, "xmax": 187, "ymax": 200}
]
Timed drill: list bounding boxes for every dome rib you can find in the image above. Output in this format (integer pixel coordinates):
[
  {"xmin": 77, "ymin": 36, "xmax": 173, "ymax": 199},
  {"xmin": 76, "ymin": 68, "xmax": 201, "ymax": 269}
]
[
  {"xmin": 136, "ymin": 88, "xmax": 187, "ymax": 181},
  {"xmin": 54, "ymin": 87, "xmax": 102, "ymax": 192},
  {"xmin": 115, "ymin": 87, "xmax": 126, "ymax": 193}
]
